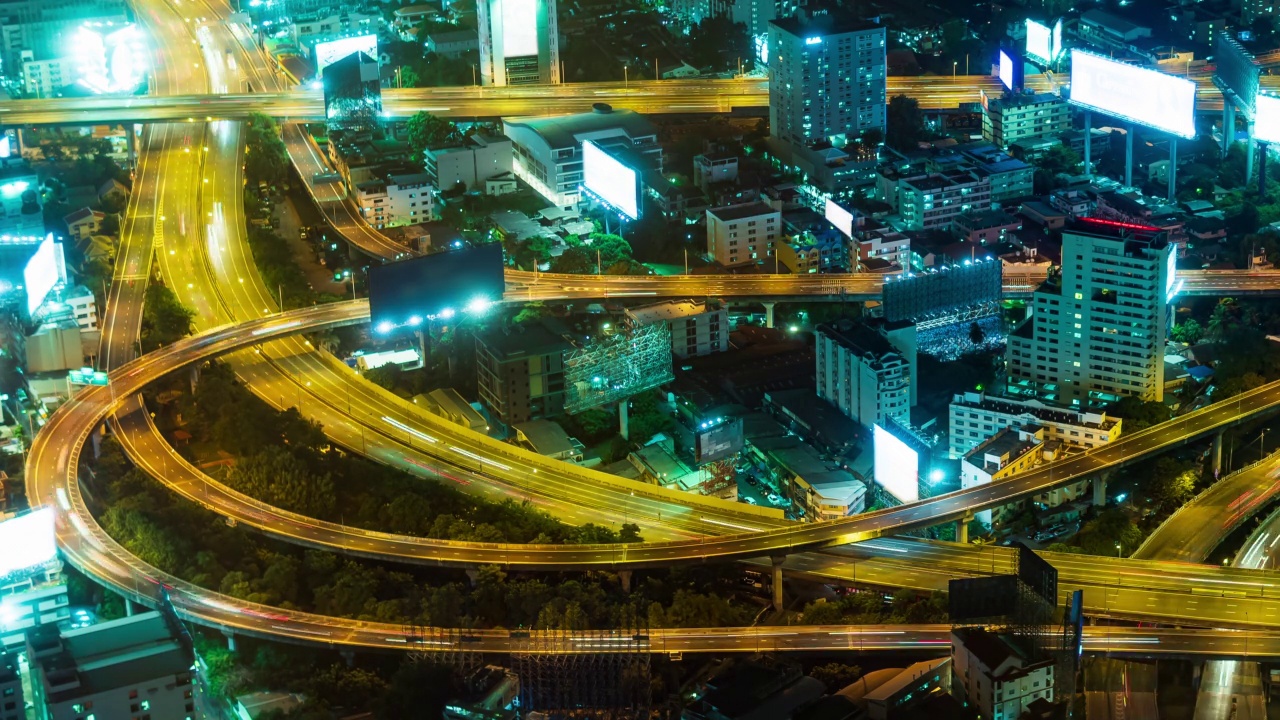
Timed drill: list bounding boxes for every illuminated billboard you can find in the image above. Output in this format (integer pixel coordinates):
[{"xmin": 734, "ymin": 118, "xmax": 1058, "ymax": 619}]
[
  {"xmin": 1255, "ymin": 94, "xmax": 1280, "ymax": 143},
  {"xmin": 0, "ymin": 508, "xmax": 57, "ymax": 578},
  {"xmin": 24, "ymin": 235, "xmax": 64, "ymax": 315},
  {"xmin": 874, "ymin": 424, "xmax": 919, "ymax": 504},
  {"xmin": 695, "ymin": 417, "xmax": 744, "ymax": 465},
  {"xmin": 315, "ymin": 34, "xmax": 378, "ymax": 75},
  {"xmin": 582, "ymin": 140, "xmax": 640, "ymax": 220},
  {"xmin": 501, "ymin": 0, "xmax": 539, "ymax": 57},
  {"xmin": 73, "ymin": 23, "xmax": 149, "ymax": 95},
  {"xmin": 1068, "ymin": 50, "xmax": 1196, "ymax": 139},
  {"xmin": 1053, "ymin": 19, "xmax": 1063, "ymax": 62},
  {"xmin": 1026, "ymin": 20, "xmax": 1051, "ymax": 63},
  {"xmin": 998, "ymin": 50, "xmax": 1015, "ymax": 90},
  {"xmin": 825, "ymin": 198, "xmax": 854, "ymax": 238},
  {"xmin": 368, "ymin": 243, "xmax": 506, "ymax": 336}
]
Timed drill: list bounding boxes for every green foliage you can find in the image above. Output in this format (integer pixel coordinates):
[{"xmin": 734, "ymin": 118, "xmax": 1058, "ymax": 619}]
[
  {"xmin": 627, "ymin": 391, "xmax": 674, "ymax": 444},
  {"xmin": 550, "ymin": 233, "xmax": 647, "ymax": 275},
  {"xmin": 245, "ymin": 113, "xmax": 288, "ymax": 187},
  {"xmin": 798, "ymin": 590, "xmax": 947, "ymax": 625},
  {"xmin": 1142, "ymin": 456, "xmax": 1199, "ymax": 513},
  {"xmin": 1032, "ymin": 144, "xmax": 1082, "ymax": 193},
  {"xmin": 885, "ymin": 95, "xmax": 925, "ymax": 153},
  {"xmin": 406, "ymin": 111, "xmax": 461, "ymax": 158},
  {"xmin": 246, "ymin": 226, "xmax": 319, "ymax": 310},
  {"xmin": 1106, "ymin": 396, "xmax": 1171, "ymax": 431},
  {"xmin": 140, "ymin": 282, "xmax": 195, "ymax": 351},
  {"xmin": 810, "ymin": 662, "xmax": 862, "ymax": 691},
  {"xmin": 1043, "ymin": 542, "xmax": 1084, "ymax": 554},
  {"xmin": 1076, "ymin": 509, "xmax": 1144, "ymax": 556},
  {"xmin": 1171, "ymin": 318, "xmax": 1203, "ymax": 345},
  {"xmin": 227, "ymin": 446, "xmax": 336, "ymax": 519}
]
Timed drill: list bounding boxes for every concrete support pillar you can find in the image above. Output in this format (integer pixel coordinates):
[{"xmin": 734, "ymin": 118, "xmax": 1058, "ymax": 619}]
[
  {"xmin": 1093, "ymin": 475, "xmax": 1108, "ymax": 507},
  {"xmin": 955, "ymin": 512, "xmax": 974, "ymax": 544},
  {"xmin": 340, "ymin": 650, "xmax": 355, "ymax": 667},
  {"xmin": 1248, "ymin": 122, "xmax": 1257, "ymax": 184},
  {"xmin": 1125, "ymin": 123, "xmax": 1134, "ymax": 188},
  {"xmin": 465, "ymin": 569, "xmax": 479, "ymax": 587},
  {"xmin": 123, "ymin": 596, "xmax": 135, "ymax": 616},
  {"xmin": 1260, "ymin": 142, "xmax": 1270, "ymax": 201},
  {"xmin": 1224, "ymin": 101, "xmax": 1236, "ymax": 158},
  {"xmin": 188, "ymin": 365, "xmax": 200, "ymax": 394},
  {"xmin": 1168, "ymin": 138, "xmax": 1178, "ymax": 202},
  {"xmin": 763, "ymin": 302, "xmax": 776, "ymax": 329},
  {"xmin": 1213, "ymin": 430, "xmax": 1225, "ymax": 478},
  {"xmin": 1083, "ymin": 111, "xmax": 1092, "ymax": 178},
  {"xmin": 128, "ymin": 123, "xmax": 139, "ymax": 169},
  {"xmin": 771, "ymin": 556, "xmax": 785, "ymax": 611},
  {"xmin": 618, "ymin": 570, "xmax": 633, "ymax": 593},
  {"xmin": 224, "ymin": 630, "xmax": 237, "ymax": 652},
  {"xmin": 618, "ymin": 398, "xmax": 630, "ymax": 440}
]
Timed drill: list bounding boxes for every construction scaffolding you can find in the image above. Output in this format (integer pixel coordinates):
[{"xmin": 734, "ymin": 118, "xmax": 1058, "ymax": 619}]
[
  {"xmin": 511, "ymin": 618, "xmax": 652, "ymax": 719},
  {"xmin": 563, "ymin": 322, "xmax": 674, "ymax": 414}
]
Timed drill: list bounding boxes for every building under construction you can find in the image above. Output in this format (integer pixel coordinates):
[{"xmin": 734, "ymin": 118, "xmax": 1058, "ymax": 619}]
[{"xmin": 563, "ymin": 321, "xmax": 674, "ymax": 415}]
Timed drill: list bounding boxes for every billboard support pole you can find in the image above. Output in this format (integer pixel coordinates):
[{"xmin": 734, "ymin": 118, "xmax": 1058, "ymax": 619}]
[
  {"xmin": 1083, "ymin": 111, "xmax": 1092, "ymax": 178},
  {"xmin": 1168, "ymin": 138, "xmax": 1178, "ymax": 202},
  {"xmin": 1124, "ymin": 123, "xmax": 1134, "ymax": 188}
]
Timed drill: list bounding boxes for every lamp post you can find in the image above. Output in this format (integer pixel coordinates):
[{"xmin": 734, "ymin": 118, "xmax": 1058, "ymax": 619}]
[
  {"xmin": 1115, "ymin": 542, "xmax": 1122, "ymax": 558},
  {"xmin": 624, "ymin": 65, "xmax": 629, "ymax": 91},
  {"xmin": 952, "ymin": 61, "xmax": 957, "ymax": 80}
]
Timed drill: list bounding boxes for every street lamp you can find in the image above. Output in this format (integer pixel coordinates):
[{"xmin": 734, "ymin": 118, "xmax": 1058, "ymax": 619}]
[
  {"xmin": 1115, "ymin": 542, "xmax": 1122, "ymax": 558},
  {"xmin": 624, "ymin": 65, "xmax": 629, "ymax": 91},
  {"xmin": 952, "ymin": 61, "xmax": 957, "ymax": 80}
]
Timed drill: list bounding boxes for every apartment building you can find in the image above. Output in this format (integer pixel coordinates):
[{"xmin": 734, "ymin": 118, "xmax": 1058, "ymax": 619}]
[
  {"xmin": 768, "ymin": 13, "xmax": 886, "ymax": 149},
  {"xmin": 27, "ymin": 612, "xmax": 196, "ymax": 720},
  {"xmin": 815, "ymin": 318, "xmax": 917, "ymax": 430},
  {"xmin": 625, "ymin": 299, "xmax": 728, "ymax": 358},
  {"xmin": 1006, "ymin": 218, "xmax": 1173, "ymax": 407},
  {"xmin": 353, "ymin": 172, "xmax": 434, "ymax": 228},
  {"xmin": 423, "ymin": 134, "xmax": 513, "ymax": 192},
  {"xmin": 981, "ymin": 92, "xmax": 1071, "ymax": 150},
  {"xmin": 706, "ymin": 202, "xmax": 781, "ymax": 268},
  {"xmin": 948, "ymin": 390, "xmax": 1122, "ymax": 458},
  {"xmin": 952, "ymin": 627, "xmax": 1055, "ymax": 720},
  {"xmin": 475, "ymin": 319, "xmax": 571, "ymax": 426},
  {"xmin": 897, "ymin": 172, "xmax": 992, "ymax": 231}
]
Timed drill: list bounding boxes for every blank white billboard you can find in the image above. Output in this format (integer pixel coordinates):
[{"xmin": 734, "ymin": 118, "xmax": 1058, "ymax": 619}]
[
  {"xmin": 1052, "ymin": 19, "xmax": 1063, "ymax": 62},
  {"xmin": 501, "ymin": 0, "xmax": 539, "ymax": 58},
  {"xmin": 1069, "ymin": 50, "xmax": 1196, "ymax": 138},
  {"xmin": 825, "ymin": 198, "xmax": 854, "ymax": 238},
  {"xmin": 1026, "ymin": 20, "xmax": 1052, "ymax": 64},
  {"xmin": 24, "ymin": 234, "xmax": 62, "ymax": 315},
  {"xmin": 1256, "ymin": 94, "xmax": 1280, "ymax": 144},
  {"xmin": 315, "ymin": 34, "xmax": 378, "ymax": 75},
  {"xmin": 582, "ymin": 140, "xmax": 639, "ymax": 220},
  {"xmin": 874, "ymin": 424, "xmax": 919, "ymax": 504},
  {"xmin": 0, "ymin": 508, "xmax": 56, "ymax": 577},
  {"xmin": 999, "ymin": 50, "xmax": 1015, "ymax": 90}
]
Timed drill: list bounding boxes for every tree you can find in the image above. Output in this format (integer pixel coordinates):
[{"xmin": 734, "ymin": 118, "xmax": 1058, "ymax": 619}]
[
  {"xmin": 244, "ymin": 113, "xmax": 287, "ymax": 186},
  {"xmin": 1076, "ymin": 508, "xmax": 1143, "ymax": 556},
  {"xmin": 885, "ymin": 95, "xmax": 925, "ymax": 152},
  {"xmin": 396, "ymin": 64, "xmax": 421, "ymax": 88},
  {"xmin": 969, "ymin": 321, "xmax": 985, "ymax": 345},
  {"xmin": 228, "ymin": 446, "xmax": 336, "ymax": 519},
  {"xmin": 1106, "ymin": 396, "xmax": 1171, "ymax": 431},
  {"xmin": 140, "ymin": 283, "xmax": 195, "ymax": 351},
  {"xmin": 810, "ymin": 662, "xmax": 862, "ymax": 691},
  {"xmin": 1145, "ymin": 457, "xmax": 1199, "ymax": 512},
  {"xmin": 619, "ymin": 523, "xmax": 642, "ymax": 543},
  {"xmin": 1171, "ymin": 318, "xmax": 1204, "ymax": 344},
  {"xmin": 406, "ymin": 111, "xmax": 460, "ymax": 157},
  {"xmin": 801, "ymin": 600, "xmax": 844, "ymax": 624}
]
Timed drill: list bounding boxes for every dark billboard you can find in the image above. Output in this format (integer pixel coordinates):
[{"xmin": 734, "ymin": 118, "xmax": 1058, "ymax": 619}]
[
  {"xmin": 949, "ymin": 576, "xmax": 1019, "ymax": 623},
  {"xmin": 1016, "ymin": 542, "xmax": 1058, "ymax": 607},
  {"xmin": 695, "ymin": 417, "xmax": 744, "ymax": 465},
  {"xmin": 368, "ymin": 243, "xmax": 506, "ymax": 336}
]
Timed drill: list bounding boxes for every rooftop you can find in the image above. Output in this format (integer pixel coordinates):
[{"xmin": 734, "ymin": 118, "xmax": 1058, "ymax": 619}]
[
  {"xmin": 708, "ymin": 202, "xmax": 778, "ymax": 222},
  {"xmin": 625, "ymin": 299, "xmax": 716, "ymax": 326},
  {"xmin": 513, "ymin": 419, "xmax": 577, "ymax": 457},
  {"xmin": 503, "ymin": 105, "xmax": 657, "ymax": 151},
  {"xmin": 31, "ymin": 612, "xmax": 190, "ymax": 704},
  {"xmin": 952, "ymin": 391, "xmax": 1118, "ymax": 430},
  {"xmin": 770, "ymin": 12, "xmax": 881, "ymax": 38},
  {"xmin": 476, "ymin": 318, "xmax": 575, "ymax": 359}
]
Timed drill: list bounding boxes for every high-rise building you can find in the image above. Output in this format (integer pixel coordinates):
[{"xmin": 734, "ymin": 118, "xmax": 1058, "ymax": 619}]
[
  {"xmin": 981, "ymin": 92, "xmax": 1070, "ymax": 150},
  {"xmin": 767, "ymin": 13, "xmax": 886, "ymax": 150},
  {"xmin": 27, "ymin": 612, "xmax": 197, "ymax": 720},
  {"xmin": 815, "ymin": 318, "xmax": 916, "ymax": 430},
  {"xmin": 477, "ymin": 0, "xmax": 559, "ymax": 86},
  {"xmin": 1006, "ymin": 219, "xmax": 1174, "ymax": 408}
]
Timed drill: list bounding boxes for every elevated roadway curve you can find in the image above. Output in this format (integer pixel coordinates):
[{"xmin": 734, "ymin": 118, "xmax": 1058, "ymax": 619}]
[{"xmin": 32, "ymin": 299, "xmax": 1280, "ymax": 567}]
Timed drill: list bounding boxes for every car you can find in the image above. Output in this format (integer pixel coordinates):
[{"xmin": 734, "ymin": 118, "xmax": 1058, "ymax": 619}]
[
  {"xmin": 767, "ymin": 493, "xmax": 782, "ymax": 505},
  {"xmin": 742, "ymin": 496, "xmax": 757, "ymax": 505}
]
